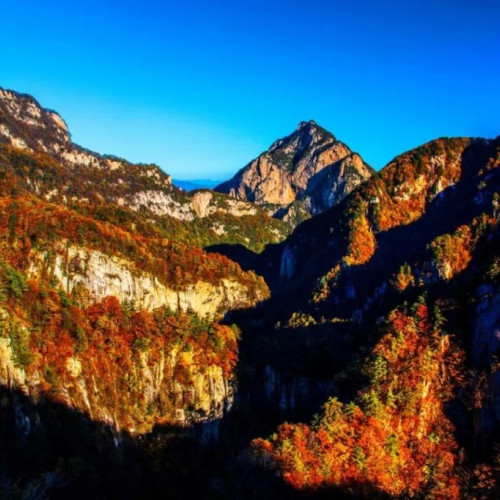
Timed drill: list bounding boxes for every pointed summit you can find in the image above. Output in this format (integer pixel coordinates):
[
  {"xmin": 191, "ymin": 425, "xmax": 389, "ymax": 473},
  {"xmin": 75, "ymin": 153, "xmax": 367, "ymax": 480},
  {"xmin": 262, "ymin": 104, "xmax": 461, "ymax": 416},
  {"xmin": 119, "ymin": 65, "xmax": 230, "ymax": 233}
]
[
  {"xmin": 216, "ymin": 122, "xmax": 373, "ymax": 224},
  {"xmin": 268, "ymin": 119, "xmax": 333, "ymax": 154},
  {"xmin": 298, "ymin": 119, "xmax": 317, "ymax": 129}
]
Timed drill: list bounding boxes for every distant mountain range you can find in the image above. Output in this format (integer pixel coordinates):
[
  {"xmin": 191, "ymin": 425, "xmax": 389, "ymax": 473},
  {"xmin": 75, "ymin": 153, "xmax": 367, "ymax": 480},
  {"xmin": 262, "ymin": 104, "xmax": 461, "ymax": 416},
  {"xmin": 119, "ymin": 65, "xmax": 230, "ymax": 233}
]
[{"xmin": 172, "ymin": 178, "xmax": 221, "ymax": 191}]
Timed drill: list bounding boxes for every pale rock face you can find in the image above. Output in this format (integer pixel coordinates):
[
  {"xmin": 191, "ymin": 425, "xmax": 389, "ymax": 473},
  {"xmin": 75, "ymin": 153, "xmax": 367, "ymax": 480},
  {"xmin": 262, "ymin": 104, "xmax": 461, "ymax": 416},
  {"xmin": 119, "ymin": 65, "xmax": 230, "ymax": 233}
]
[
  {"xmin": 0, "ymin": 87, "xmax": 170, "ymax": 187},
  {"xmin": 224, "ymin": 198, "xmax": 259, "ymax": 216},
  {"xmin": 212, "ymin": 223, "xmax": 226, "ymax": 235},
  {"xmin": 0, "ymin": 123, "xmax": 31, "ymax": 150},
  {"xmin": 105, "ymin": 159, "xmax": 123, "ymax": 171},
  {"xmin": 125, "ymin": 188, "xmax": 259, "ymax": 222},
  {"xmin": 192, "ymin": 191, "xmax": 213, "ymax": 217},
  {"xmin": 189, "ymin": 191, "xmax": 259, "ymax": 219},
  {"xmin": 230, "ymin": 156, "xmax": 296, "ymax": 205},
  {"xmin": 0, "ymin": 313, "xmax": 235, "ymax": 433},
  {"xmin": 0, "ymin": 88, "xmax": 70, "ymax": 148},
  {"xmin": 169, "ymin": 361, "xmax": 232, "ymax": 425},
  {"xmin": 0, "ymin": 336, "xmax": 28, "ymax": 393},
  {"xmin": 48, "ymin": 111, "xmax": 69, "ymax": 134},
  {"xmin": 44, "ymin": 188, "xmax": 59, "ymax": 201},
  {"xmin": 0, "ymin": 86, "xmax": 271, "ymax": 228},
  {"xmin": 60, "ymin": 149, "xmax": 100, "ymax": 168},
  {"xmin": 28, "ymin": 243, "xmax": 265, "ymax": 320},
  {"xmin": 65, "ymin": 357, "xmax": 83, "ymax": 378},
  {"xmin": 128, "ymin": 190, "xmax": 196, "ymax": 219},
  {"xmin": 216, "ymin": 120, "xmax": 373, "ymax": 221}
]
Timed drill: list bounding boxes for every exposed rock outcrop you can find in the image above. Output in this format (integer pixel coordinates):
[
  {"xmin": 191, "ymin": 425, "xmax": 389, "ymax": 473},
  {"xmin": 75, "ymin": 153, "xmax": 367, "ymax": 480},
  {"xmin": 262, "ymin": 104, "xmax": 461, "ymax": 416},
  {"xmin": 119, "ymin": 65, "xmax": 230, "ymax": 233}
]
[
  {"xmin": 216, "ymin": 120, "xmax": 374, "ymax": 223},
  {"xmin": 0, "ymin": 309, "xmax": 236, "ymax": 433},
  {"xmin": 26, "ymin": 242, "xmax": 267, "ymax": 320},
  {"xmin": 0, "ymin": 87, "xmax": 281, "ymax": 245}
]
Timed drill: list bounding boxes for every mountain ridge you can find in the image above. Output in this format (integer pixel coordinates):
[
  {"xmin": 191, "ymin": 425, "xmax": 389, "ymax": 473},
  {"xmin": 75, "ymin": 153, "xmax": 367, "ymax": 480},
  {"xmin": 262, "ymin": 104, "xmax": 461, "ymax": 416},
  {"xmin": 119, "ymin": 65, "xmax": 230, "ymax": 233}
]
[{"xmin": 0, "ymin": 86, "xmax": 289, "ymax": 252}]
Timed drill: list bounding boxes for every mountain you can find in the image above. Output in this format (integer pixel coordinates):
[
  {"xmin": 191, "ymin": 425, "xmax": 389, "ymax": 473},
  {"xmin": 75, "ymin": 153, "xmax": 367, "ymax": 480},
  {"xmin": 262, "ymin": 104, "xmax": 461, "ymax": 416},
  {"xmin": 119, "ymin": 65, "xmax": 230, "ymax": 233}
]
[
  {"xmin": 0, "ymin": 87, "xmax": 271, "ymax": 438},
  {"xmin": 0, "ymin": 87, "xmax": 288, "ymax": 252},
  {"xmin": 1, "ymin": 84, "xmax": 500, "ymax": 498},
  {"xmin": 248, "ymin": 135, "xmax": 500, "ymax": 496},
  {"xmin": 216, "ymin": 120, "xmax": 374, "ymax": 225},
  {"xmin": 260, "ymin": 136, "xmax": 499, "ymax": 298},
  {"xmin": 173, "ymin": 179, "xmax": 221, "ymax": 191},
  {"xmin": 0, "ymin": 190, "xmax": 270, "ymax": 430}
]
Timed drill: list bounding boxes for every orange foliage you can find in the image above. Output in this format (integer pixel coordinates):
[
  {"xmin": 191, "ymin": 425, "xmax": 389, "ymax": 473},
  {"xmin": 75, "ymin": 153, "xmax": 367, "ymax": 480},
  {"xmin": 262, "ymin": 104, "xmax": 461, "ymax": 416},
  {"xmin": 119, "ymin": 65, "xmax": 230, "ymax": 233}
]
[
  {"xmin": 0, "ymin": 195, "xmax": 268, "ymax": 295},
  {"xmin": 367, "ymin": 138, "xmax": 466, "ymax": 232},
  {"xmin": 0, "ymin": 263, "xmax": 240, "ymax": 432},
  {"xmin": 391, "ymin": 262, "xmax": 415, "ymax": 292},
  {"xmin": 430, "ymin": 225, "xmax": 472, "ymax": 281},
  {"xmin": 253, "ymin": 300, "xmax": 464, "ymax": 497},
  {"xmin": 344, "ymin": 201, "xmax": 376, "ymax": 266}
]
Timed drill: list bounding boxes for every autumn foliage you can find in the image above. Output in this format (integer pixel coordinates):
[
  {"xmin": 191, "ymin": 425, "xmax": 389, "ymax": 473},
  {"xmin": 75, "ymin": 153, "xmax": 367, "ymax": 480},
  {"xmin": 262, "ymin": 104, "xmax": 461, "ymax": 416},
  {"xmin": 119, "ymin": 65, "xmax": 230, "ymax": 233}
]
[
  {"xmin": 253, "ymin": 300, "xmax": 464, "ymax": 497},
  {"xmin": 430, "ymin": 225, "xmax": 473, "ymax": 281},
  {"xmin": 0, "ymin": 195, "xmax": 268, "ymax": 296},
  {"xmin": 0, "ymin": 142, "xmax": 288, "ymax": 252},
  {"xmin": 344, "ymin": 200, "xmax": 376, "ymax": 266},
  {"xmin": 0, "ymin": 261, "xmax": 239, "ymax": 432},
  {"xmin": 367, "ymin": 138, "xmax": 465, "ymax": 232},
  {"xmin": 391, "ymin": 262, "xmax": 415, "ymax": 292}
]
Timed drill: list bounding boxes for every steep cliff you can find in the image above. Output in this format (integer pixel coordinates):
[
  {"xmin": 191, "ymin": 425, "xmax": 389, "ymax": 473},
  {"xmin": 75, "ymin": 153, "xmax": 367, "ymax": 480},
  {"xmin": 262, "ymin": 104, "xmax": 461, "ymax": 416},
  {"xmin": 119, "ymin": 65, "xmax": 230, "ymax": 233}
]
[
  {"xmin": 0, "ymin": 195, "xmax": 269, "ymax": 320},
  {"xmin": 0, "ymin": 193, "xmax": 270, "ymax": 435},
  {"xmin": 0, "ymin": 286, "xmax": 239, "ymax": 434},
  {"xmin": 2, "ymin": 84, "xmax": 500, "ymax": 497},
  {"xmin": 216, "ymin": 120, "xmax": 373, "ymax": 224},
  {"xmin": 0, "ymin": 87, "xmax": 274, "ymax": 439}
]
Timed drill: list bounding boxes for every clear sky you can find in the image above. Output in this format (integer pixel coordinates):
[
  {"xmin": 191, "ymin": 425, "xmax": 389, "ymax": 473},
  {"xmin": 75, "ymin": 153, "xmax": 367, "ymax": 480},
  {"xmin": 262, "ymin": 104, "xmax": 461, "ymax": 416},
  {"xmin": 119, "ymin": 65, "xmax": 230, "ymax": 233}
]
[{"xmin": 1, "ymin": 0, "xmax": 499, "ymax": 179}]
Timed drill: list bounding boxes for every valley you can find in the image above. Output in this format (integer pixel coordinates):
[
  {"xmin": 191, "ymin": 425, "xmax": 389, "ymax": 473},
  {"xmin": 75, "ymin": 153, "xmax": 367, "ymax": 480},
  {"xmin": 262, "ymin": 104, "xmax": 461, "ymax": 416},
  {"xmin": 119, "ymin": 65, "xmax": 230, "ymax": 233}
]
[{"xmin": 0, "ymin": 86, "xmax": 499, "ymax": 498}]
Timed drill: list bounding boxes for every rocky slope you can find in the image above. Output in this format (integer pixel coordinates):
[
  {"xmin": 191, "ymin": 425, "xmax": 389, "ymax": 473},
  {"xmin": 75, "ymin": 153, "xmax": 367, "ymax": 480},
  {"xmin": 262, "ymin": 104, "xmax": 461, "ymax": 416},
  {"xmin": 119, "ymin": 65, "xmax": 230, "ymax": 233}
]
[
  {"xmin": 2, "ymin": 84, "xmax": 500, "ymax": 498},
  {"xmin": 0, "ymin": 87, "xmax": 288, "ymax": 251},
  {"xmin": 0, "ymin": 87, "xmax": 273, "ymax": 440},
  {"xmin": 0, "ymin": 195, "xmax": 269, "ymax": 320},
  {"xmin": 260, "ymin": 136, "xmax": 499, "ymax": 300},
  {"xmin": 216, "ymin": 120, "xmax": 374, "ymax": 224},
  {"xmin": 0, "ymin": 181, "xmax": 269, "ymax": 440}
]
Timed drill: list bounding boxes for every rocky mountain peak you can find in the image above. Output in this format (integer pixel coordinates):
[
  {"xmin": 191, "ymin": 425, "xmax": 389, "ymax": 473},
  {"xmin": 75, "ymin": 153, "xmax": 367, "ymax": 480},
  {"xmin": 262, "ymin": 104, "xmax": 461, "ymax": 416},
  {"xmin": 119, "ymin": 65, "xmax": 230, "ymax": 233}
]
[
  {"xmin": 0, "ymin": 86, "xmax": 290, "ymax": 251},
  {"xmin": 216, "ymin": 121, "xmax": 373, "ymax": 223},
  {"xmin": 295, "ymin": 119, "xmax": 324, "ymax": 135},
  {"xmin": 0, "ymin": 87, "xmax": 71, "ymax": 150},
  {"xmin": 268, "ymin": 119, "xmax": 333, "ymax": 155},
  {"xmin": 298, "ymin": 119, "xmax": 317, "ymax": 128}
]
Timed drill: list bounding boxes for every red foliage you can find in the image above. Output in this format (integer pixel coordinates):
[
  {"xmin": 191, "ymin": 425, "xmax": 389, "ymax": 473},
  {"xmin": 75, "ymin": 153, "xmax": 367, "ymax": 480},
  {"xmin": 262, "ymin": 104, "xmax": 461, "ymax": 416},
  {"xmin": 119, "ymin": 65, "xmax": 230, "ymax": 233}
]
[
  {"xmin": 0, "ymin": 261, "xmax": 240, "ymax": 432},
  {"xmin": 253, "ymin": 300, "xmax": 464, "ymax": 497},
  {"xmin": 0, "ymin": 195, "xmax": 269, "ymax": 296}
]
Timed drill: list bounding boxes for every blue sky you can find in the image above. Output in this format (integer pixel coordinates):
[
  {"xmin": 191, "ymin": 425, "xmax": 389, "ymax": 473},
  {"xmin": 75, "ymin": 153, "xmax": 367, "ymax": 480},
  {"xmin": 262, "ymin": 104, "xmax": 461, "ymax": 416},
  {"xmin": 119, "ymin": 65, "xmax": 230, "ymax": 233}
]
[{"xmin": 1, "ymin": 0, "xmax": 499, "ymax": 179}]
